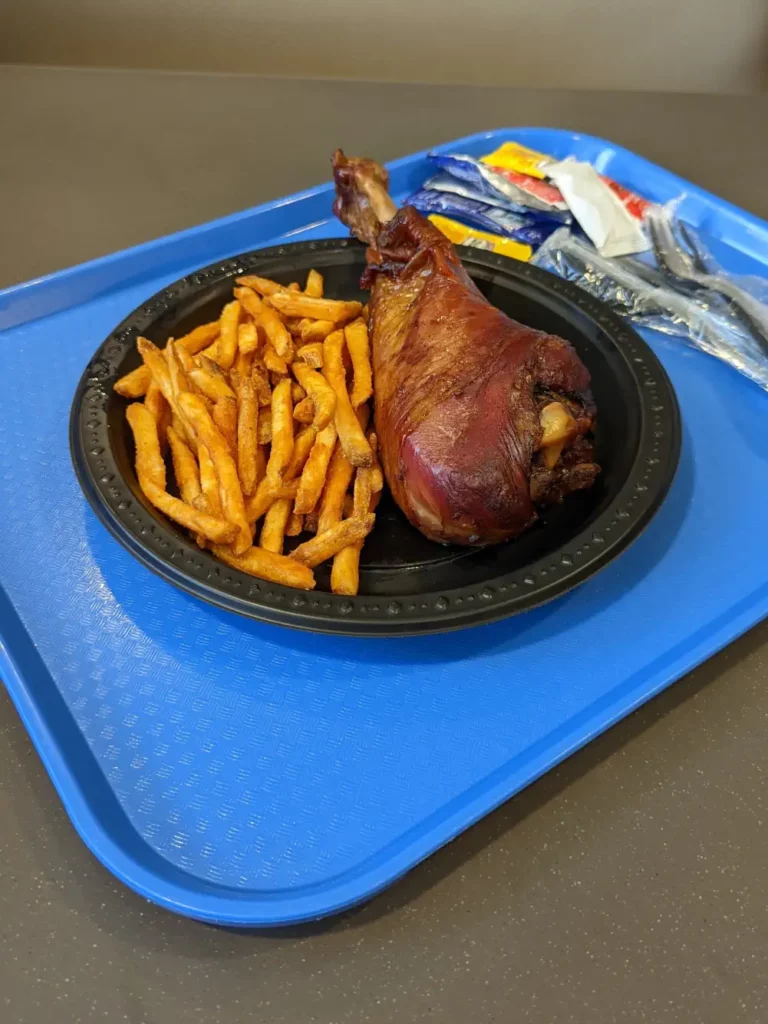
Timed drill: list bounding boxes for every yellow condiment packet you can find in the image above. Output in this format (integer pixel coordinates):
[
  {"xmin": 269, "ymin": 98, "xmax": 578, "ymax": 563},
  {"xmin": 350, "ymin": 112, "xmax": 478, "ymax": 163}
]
[
  {"xmin": 429, "ymin": 214, "xmax": 532, "ymax": 262},
  {"xmin": 480, "ymin": 141, "xmax": 553, "ymax": 180}
]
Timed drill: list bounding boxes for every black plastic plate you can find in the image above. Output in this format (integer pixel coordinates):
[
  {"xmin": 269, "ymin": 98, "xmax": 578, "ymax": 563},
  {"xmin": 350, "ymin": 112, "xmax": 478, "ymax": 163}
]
[{"xmin": 70, "ymin": 239, "xmax": 680, "ymax": 636}]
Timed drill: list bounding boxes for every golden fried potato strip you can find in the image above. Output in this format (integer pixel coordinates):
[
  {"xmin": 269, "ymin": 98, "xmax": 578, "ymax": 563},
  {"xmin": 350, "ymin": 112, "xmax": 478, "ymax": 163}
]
[
  {"xmin": 213, "ymin": 544, "xmax": 315, "ymax": 590},
  {"xmin": 292, "ymin": 514, "xmax": 375, "ymax": 568},
  {"xmin": 322, "ymin": 331, "xmax": 372, "ymax": 467}
]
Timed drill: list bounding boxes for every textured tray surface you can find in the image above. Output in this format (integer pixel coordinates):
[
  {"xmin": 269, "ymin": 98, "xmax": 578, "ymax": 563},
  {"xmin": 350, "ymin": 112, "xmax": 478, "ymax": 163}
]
[{"xmin": 2, "ymin": 128, "xmax": 768, "ymax": 924}]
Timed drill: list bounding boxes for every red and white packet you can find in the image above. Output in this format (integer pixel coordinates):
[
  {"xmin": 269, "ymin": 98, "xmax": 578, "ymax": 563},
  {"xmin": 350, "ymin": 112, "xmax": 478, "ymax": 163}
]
[{"xmin": 545, "ymin": 158, "xmax": 649, "ymax": 258}]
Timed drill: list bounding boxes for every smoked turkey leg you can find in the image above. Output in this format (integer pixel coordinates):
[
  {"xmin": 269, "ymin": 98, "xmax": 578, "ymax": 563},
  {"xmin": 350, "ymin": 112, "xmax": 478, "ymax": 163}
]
[{"xmin": 332, "ymin": 150, "xmax": 599, "ymax": 546}]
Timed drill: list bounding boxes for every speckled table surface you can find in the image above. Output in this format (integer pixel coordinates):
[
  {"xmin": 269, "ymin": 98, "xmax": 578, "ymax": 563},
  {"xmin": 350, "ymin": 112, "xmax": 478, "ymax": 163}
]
[{"xmin": 2, "ymin": 66, "xmax": 768, "ymax": 1024}]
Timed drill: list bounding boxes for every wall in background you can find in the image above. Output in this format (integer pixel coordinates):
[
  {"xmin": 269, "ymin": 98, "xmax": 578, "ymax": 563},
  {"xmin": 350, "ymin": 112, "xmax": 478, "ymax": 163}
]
[{"xmin": 2, "ymin": 0, "xmax": 767, "ymax": 94}]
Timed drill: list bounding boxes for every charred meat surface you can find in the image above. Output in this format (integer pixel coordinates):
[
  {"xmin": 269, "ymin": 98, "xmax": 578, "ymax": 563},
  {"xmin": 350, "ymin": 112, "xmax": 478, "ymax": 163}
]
[{"xmin": 332, "ymin": 150, "xmax": 599, "ymax": 546}]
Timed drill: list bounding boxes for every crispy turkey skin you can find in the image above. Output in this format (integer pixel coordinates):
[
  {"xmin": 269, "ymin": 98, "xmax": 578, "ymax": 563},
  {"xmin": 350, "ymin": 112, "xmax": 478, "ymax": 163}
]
[{"xmin": 332, "ymin": 150, "xmax": 599, "ymax": 546}]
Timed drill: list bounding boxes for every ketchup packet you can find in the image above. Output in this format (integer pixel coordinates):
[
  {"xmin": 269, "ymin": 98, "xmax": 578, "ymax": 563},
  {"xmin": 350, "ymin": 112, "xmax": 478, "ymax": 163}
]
[
  {"xmin": 406, "ymin": 188, "xmax": 559, "ymax": 247},
  {"xmin": 427, "ymin": 214, "xmax": 532, "ymax": 262},
  {"xmin": 604, "ymin": 180, "xmax": 652, "ymax": 221},
  {"xmin": 484, "ymin": 165, "xmax": 569, "ymax": 212}
]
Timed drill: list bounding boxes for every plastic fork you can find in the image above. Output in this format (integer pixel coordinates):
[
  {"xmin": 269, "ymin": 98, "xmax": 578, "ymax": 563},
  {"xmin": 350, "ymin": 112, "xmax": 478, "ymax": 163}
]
[{"xmin": 646, "ymin": 208, "xmax": 768, "ymax": 357}]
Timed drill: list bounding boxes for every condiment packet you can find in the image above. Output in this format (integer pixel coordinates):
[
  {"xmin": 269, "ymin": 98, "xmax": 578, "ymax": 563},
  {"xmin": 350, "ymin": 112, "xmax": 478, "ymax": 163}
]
[
  {"xmin": 545, "ymin": 158, "xmax": 649, "ymax": 258},
  {"xmin": 426, "ymin": 172, "xmax": 536, "ymax": 213},
  {"xmin": 483, "ymin": 141, "xmax": 651, "ymax": 221},
  {"xmin": 481, "ymin": 141, "xmax": 553, "ymax": 179},
  {"xmin": 483, "ymin": 165, "xmax": 569, "ymax": 212},
  {"xmin": 406, "ymin": 188, "xmax": 559, "ymax": 247},
  {"xmin": 428, "ymin": 152, "xmax": 565, "ymax": 216},
  {"xmin": 427, "ymin": 214, "xmax": 532, "ymax": 261}
]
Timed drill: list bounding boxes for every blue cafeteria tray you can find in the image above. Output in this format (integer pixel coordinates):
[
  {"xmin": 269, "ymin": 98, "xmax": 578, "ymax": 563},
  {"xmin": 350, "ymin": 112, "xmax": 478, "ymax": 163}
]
[{"xmin": 2, "ymin": 128, "xmax": 768, "ymax": 926}]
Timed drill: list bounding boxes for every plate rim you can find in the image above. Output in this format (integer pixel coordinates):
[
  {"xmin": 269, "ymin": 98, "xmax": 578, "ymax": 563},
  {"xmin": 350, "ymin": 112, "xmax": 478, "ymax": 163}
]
[{"xmin": 70, "ymin": 237, "xmax": 681, "ymax": 636}]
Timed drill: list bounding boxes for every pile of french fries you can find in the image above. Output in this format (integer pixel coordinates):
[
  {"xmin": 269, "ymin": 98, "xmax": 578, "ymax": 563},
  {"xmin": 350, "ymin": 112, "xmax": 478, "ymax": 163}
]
[{"xmin": 114, "ymin": 269, "xmax": 382, "ymax": 595}]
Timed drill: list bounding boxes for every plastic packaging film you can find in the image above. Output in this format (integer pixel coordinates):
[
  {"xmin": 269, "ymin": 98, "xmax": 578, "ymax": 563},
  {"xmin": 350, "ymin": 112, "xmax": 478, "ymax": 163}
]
[{"xmin": 533, "ymin": 225, "xmax": 768, "ymax": 391}]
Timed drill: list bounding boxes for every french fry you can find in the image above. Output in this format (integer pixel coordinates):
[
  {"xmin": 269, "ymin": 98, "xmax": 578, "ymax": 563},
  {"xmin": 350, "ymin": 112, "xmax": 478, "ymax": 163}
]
[
  {"xmin": 142, "ymin": 480, "xmax": 237, "ymax": 545},
  {"xmin": 136, "ymin": 337, "xmax": 173, "ymax": 403},
  {"xmin": 344, "ymin": 318, "xmax": 373, "ymax": 408},
  {"xmin": 178, "ymin": 392, "xmax": 251, "ymax": 555},
  {"xmin": 188, "ymin": 365, "xmax": 236, "ymax": 401},
  {"xmin": 295, "ymin": 341, "xmax": 324, "ymax": 368},
  {"xmin": 167, "ymin": 425, "xmax": 201, "ymax": 506},
  {"xmin": 285, "ymin": 426, "xmax": 318, "ymax": 480},
  {"xmin": 292, "ymin": 514, "xmax": 375, "ymax": 568},
  {"xmin": 197, "ymin": 444, "xmax": 222, "ymax": 517},
  {"xmin": 115, "ymin": 363, "xmax": 151, "ymax": 398},
  {"xmin": 293, "ymin": 396, "xmax": 315, "ymax": 424},
  {"xmin": 322, "ymin": 331, "xmax": 372, "ymax": 467},
  {"xmin": 270, "ymin": 290, "xmax": 361, "ymax": 323},
  {"xmin": 136, "ymin": 337, "xmax": 197, "ymax": 447},
  {"xmin": 304, "ymin": 269, "xmax": 324, "ymax": 298},
  {"xmin": 212, "ymin": 396, "xmax": 238, "ymax": 456},
  {"xmin": 145, "ymin": 384, "xmax": 171, "ymax": 453},
  {"xmin": 332, "ymin": 499, "xmax": 382, "ymax": 596},
  {"xmin": 330, "ymin": 542, "xmax": 362, "ymax": 596},
  {"xmin": 353, "ymin": 463, "xmax": 373, "ymax": 520},
  {"xmin": 294, "ymin": 421, "xmax": 336, "ymax": 515},
  {"xmin": 237, "ymin": 321, "xmax": 259, "ymax": 357},
  {"xmin": 265, "ymin": 378, "xmax": 294, "ymax": 483},
  {"xmin": 128, "ymin": 404, "xmax": 235, "ymax": 542},
  {"xmin": 259, "ymin": 497, "xmax": 292, "ymax": 555},
  {"xmin": 235, "ymin": 274, "xmax": 282, "ymax": 297},
  {"xmin": 144, "ymin": 381, "xmax": 169, "ymax": 430},
  {"xmin": 361, "ymin": 303, "xmax": 370, "ymax": 324},
  {"xmin": 245, "ymin": 479, "xmax": 300, "ymax": 524},
  {"xmin": 293, "ymin": 361, "xmax": 336, "ymax": 432},
  {"xmin": 234, "ymin": 345, "xmax": 254, "ymax": 381},
  {"xmin": 118, "ymin": 270, "xmax": 381, "ymax": 590},
  {"xmin": 300, "ymin": 320, "xmax": 335, "ymax": 345},
  {"xmin": 171, "ymin": 413, "xmax": 187, "ymax": 440},
  {"xmin": 235, "ymin": 375, "xmax": 259, "ymax": 496},
  {"xmin": 165, "ymin": 342, "xmax": 205, "ymax": 439},
  {"xmin": 264, "ymin": 343, "xmax": 288, "ymax": 376},
  {"xmin": 212, "ymin": 543, "xmax": 315, "ymax": 590},
  {"xmin": 317, "ymin": 442, "xmax": 355, "ymax": 534},
  {"xmin": 217, "ymin": 299, "xmax": 241, "ymax": 371},
  {"xmin": 177, "ymin": 321, "xmax": 220, "ymax": 355},
  {"xmin": 201, "ymin": 338, "xmax": 220, "ymax": 363},
  {"xmin": 165, "ymin": 340, "xmax": 193, "ymax": 399},
  {"xmin": 173, "ymin": 343, "xmax": 199, "ymax": 382},
  {"xmin": 251, "ymin": 361, "xmax": 272, "ymax": 407},
  {"xmin": 257, "ymin": 416, "xmax": 272, "ymax": 445},
  {"xmin": 285, "ymin": 512, "xmax": 303, "ymax": 537},
  {"xmin": 233, "ymin": 286, "xmax": 263, "ymax": 320},
  {"xmin": 126, "ymin": 402, "xmax": 166, "ymax": 490},
  {"xmin": 332, "ymin": 434, "xmax": 383, "ymax": 594},
  {"xmin": 286, "ymin": 317, "xmax": 306, "ymax": 337},
  {"xmin": 257, "ymin": 305, "xmax": 293, "ymax": 361}
]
